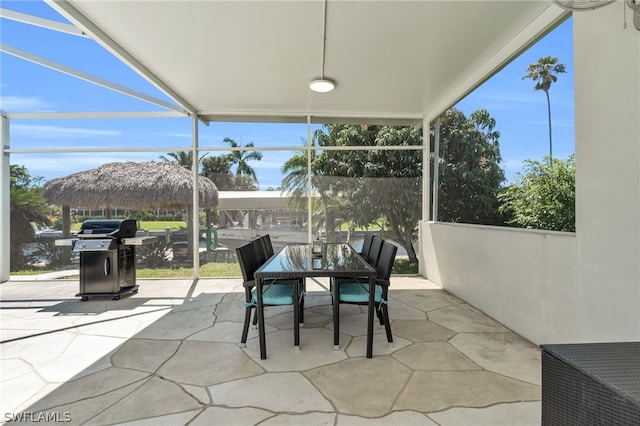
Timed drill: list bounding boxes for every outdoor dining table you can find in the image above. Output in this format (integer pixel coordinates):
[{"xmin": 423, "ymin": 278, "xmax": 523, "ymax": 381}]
[{"xmin": 254, "ymin": 242, "xmax": 377, "ymax": 359}]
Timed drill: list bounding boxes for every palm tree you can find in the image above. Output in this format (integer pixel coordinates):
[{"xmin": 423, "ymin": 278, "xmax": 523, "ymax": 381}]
[
  {"xmin": 159, "ymin": 151, "xmax": 207, "ymax": 170},
  {"xmin": 223, "ymin": 137, "xmax": 263, "ymax": 185},
  {"xmin": 281, "ymin": 150, "xmax": 312, "ymax": 208},
  {"xmin": 281, "ymin": 148, "xmax": 329, "ymax": 235},
  {"xmin": 522, "ymin": 56, "xmax": 566, "ymax": 161}
]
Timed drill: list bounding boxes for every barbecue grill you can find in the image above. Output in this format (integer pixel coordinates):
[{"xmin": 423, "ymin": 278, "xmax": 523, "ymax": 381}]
[{"xmin": 73, "ymin": 219, "xmax": 139, "ymax": 301}]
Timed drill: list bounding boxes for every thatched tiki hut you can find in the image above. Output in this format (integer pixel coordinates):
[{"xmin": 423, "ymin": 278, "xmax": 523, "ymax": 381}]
[{"xmin": 43, "ymin": 161, "xmax": 219, "ymax": 259}]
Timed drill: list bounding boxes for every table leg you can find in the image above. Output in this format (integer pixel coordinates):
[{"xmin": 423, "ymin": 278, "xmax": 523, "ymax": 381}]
[
  {"xmin": 367, "ymin": 276, "xmax": 374, "ymax": 358},
  {"xmin": 333, "ymin": 278, "xmax": 340, "ymax": 350},
  {"xmin": 293, "ymin": 279, "xmax": 300, "ymax": 350},
  {"xmin": 257, "ymin": 277, "xmax": 267, "ymax": 359}
]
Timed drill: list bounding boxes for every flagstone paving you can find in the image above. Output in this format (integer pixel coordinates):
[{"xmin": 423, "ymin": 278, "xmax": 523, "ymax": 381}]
[{"xmin": 1, "ymin": 276, "xmax": 541, "ymax": 425}]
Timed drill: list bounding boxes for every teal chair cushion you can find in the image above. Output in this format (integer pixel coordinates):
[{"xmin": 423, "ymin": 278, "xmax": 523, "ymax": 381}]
[
  {"xmin": 251, "ymin": 282, "xmax": 303, "ymax": 305},
  {"xmin": 337, "ymin": 282, "xmax": 384, "ymax": 303}
]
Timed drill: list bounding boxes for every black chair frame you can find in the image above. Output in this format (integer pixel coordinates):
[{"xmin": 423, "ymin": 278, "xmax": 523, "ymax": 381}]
[
  {"xmin": 332, "ymin": 240, "xmax": 397, "ymax": 350},
  {"xmin": 237, "ymin": 239, "xmax": 304, "ymax": 350}
]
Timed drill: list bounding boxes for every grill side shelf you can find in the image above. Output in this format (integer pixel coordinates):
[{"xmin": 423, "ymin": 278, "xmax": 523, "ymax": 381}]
[
  {"xmin": 55, "ymin": 238, "xmax": 77, "ymax": 247},
  {"xmin": 121, "ymin": 236, "xmax": 156, "ymax": 246}
]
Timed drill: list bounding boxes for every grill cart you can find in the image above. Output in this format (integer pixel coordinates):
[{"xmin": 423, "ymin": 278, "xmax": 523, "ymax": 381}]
[{"xmin": 69, "ymin": 219, "xmax": 150, "ymax": 301}]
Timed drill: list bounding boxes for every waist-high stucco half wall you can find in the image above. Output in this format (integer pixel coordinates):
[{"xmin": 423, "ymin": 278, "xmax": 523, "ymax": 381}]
[{"xmin": 420, "ymin": 222, "xmax": 577, "ymax": 345}]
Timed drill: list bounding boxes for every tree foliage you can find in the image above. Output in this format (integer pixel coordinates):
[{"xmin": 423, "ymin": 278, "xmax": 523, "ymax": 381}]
[
  {"xmin": 201, "ymin": 155, "xmax": 235, "ymax": 190},
  {"xmin": 435, "ymin": 108, "xmax": 505, "ymax": 225},
  {"xmin": 161, "ymin": 147, "xmax": 261, "ymax": 191},
  {"xmin": 159, "ymin": 151, "xmax": 207, "ymax": 170},
  {"xmin": 10, "ymin": 165, "xmax": 51, "ymax": 270},
  {"xmin": 201, "ymin": 154, "xmax": 258, "ymax": 191},
  {"xmin": 499, "ymin": 155, "xmax": 575, "ymax": 232},
  {"xmin": 313, "ymin": 125, "xmax": 422, "ymax": 263}
]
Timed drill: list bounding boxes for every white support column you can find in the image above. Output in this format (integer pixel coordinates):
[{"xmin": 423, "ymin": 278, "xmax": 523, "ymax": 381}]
[
  {"xmin": 422, "ymin": 116, "xmax": 431, "ymax": 222},
  {"xmin": 419, "ymin": 116, "xmax": 432, "ymax": 278},
  {"xmin": 431, "ymin": 117, "xmax": 441, "ymax": 222},
  {"xmin": 307, "ymin": 115, "xmax": 313, "ymax": 244},
  {"xmin": 192, "ymin": 115, "xmax": 200, "ymax": 278},
  {"xmin": 1, "ymin": 113, "xmax": 10, "ymax": 282}
]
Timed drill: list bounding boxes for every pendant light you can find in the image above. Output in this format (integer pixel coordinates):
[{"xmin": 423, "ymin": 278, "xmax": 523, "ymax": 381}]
[{"xmin": 309, "ymin": 0, "xmax": 335, "ymax": 92}]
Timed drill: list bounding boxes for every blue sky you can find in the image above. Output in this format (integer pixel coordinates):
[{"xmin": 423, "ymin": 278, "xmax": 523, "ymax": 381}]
[{"xmin": 1, "ymin": 1, "xmax": 574, "ymax": 190}]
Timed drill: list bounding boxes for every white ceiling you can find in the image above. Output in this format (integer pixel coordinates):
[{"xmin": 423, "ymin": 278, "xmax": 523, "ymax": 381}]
[{"xmin": 48, "ymin": 1, "xmax": 566, "ymax": 125}]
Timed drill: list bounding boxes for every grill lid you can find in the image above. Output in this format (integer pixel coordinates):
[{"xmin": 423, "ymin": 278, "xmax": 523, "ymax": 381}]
[{"xmin": 77, "ymin": 219, "xmax": 137, "ymax": 239}]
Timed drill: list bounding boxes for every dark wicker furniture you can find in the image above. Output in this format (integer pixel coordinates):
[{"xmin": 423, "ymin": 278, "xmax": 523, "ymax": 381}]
[
  {"xmin": 254, "ymin": 243, "xmax": 376, "ymax": 359},
  {"xmin": 541, "ymin": 342, "xmax": 640, "ymax": 425},
  {"xmin": 236, "ymin": 239, "xmax": 303, "ymax": 350},
  {"xmin": 333, "ymin": 240, "xmax": 397, "ymax": 351}
]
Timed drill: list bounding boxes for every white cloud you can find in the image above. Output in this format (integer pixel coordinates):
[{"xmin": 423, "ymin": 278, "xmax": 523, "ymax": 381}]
[
  {"xmin": 159, "ymin": 132, "xmax": 192, "ymax": 138},
  {"xmin": 11, "ymin": 124, "xmax": 121, "ymax": 138},
  {"xmin": 0, "ymin": 95, "xmax": 51, "ymax": 112},
  {"xmin": 12, "ymin": 152, "xmax": 160, "ymax": 181}
]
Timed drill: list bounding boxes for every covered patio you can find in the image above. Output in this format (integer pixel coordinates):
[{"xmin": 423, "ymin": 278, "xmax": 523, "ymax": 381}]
[
  {"xmin": 1, "ymin": 277, "xmax": 541, "ymax": 424},
  {"xmin": 1, "ymin": 0, "xmax": 639, "ymax": 424}
]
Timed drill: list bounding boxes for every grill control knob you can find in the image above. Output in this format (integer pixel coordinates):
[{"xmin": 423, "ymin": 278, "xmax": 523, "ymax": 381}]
[
  {"xmin": 99, "ymin": 242, "xmax": 104, "ymax": 248},
  {"xmin": 78, "ymin": 242, "xmax": 85, "ymax": 249}
]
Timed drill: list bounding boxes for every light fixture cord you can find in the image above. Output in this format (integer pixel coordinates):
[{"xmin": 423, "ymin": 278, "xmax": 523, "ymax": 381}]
[{"xmin": 320, "ymin": 0, "xmax": 328, "ymax": 79}]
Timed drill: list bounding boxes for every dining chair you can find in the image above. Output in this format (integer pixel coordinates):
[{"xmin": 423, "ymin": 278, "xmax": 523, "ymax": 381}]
[
  {"xmin": 259, "ymin": 234, "xmax": 274, "ymax": 257},
  {"xmin": 359, "ymin": 233, "xmax": 374, "ymax": 258},
  {"xmin": 253, "ymin": 234, "xmax": 303, "ymax": 326},
  {"xmin": 330, "ymin": 234, "xmax": 380, "ymax": 297},
  {"xmin": 253, "ymin": 236, "xmax": 270, "ymax": 266},
  {"xmin": 332, "ymin": 240, "xmax": 397, "ymax": 350},
  {"xmin": 236, "ymin": 241, "xmax": 304, "ymax": 349},
  {"xmin": 366, "ymin": 235, "xmax": 383, "ymax": 267}
]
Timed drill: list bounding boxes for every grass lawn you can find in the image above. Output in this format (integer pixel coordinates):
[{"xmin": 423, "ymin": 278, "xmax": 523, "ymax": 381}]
[
  {"xmin": 12, "ymin": 262, "xmax": 241, "ymax": 278},
  {"xmin": 138, "ymin": 262, "xmax": 240, "ymax": 278}
]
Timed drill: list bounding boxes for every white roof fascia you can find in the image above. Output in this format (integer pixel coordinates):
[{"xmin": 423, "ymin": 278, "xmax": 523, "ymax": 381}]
[
  {"xmin": 46, "ymin": 0, "xmax": 200, "ymax": 119},
  {"xmin": 0, "ymin": 7, "xmax": 90, "ymax": 38},
  {"xmin": 426, "ymin": 5, "xmax": 570, "ymax": 120},
  {"xmin": 199, "ymin": 110, "xmax": 423, "ymax": 126},
  {"xmin": 1, "ymin": 43, "xmax": 185, "ymax": 114},
  {"xmin": 7, "ymin": 111, "xmax": 186, "ymax": 120}
]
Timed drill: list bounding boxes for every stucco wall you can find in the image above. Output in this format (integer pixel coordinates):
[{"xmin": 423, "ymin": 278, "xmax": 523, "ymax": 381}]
[
  {"xmin": 573, "ymin": 3, "xmax": 640, "ymax": 341},
  {"xmin": 420, "ymin": 222, "xmax": 578, "ymax": 345}
]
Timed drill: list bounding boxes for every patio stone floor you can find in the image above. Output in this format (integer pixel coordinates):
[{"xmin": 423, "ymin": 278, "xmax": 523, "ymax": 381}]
[{"xmin": 1, "ymin": 276, "xmax": 541, "ymax": 425}]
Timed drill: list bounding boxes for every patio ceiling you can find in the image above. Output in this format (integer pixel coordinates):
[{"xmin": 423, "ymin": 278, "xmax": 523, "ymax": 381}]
[{"xmin": 47, "ymin": 1, "xmax": 566, "ymax": 125}]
